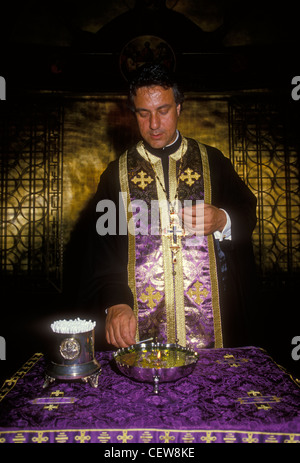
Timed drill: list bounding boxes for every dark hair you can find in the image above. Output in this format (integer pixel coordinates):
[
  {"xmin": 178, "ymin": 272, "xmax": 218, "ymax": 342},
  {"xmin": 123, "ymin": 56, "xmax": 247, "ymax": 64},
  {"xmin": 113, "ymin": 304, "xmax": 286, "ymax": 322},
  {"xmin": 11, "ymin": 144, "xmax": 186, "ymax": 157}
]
[{"xmin": 128, "ymin": 63, "xmax": 184, "ymax": 111}]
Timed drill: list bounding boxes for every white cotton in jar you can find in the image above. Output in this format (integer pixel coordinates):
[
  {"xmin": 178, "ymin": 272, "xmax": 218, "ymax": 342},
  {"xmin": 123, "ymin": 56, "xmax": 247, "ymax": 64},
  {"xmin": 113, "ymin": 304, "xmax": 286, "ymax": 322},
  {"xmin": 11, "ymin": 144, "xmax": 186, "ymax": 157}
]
[{"xmin": 50, "ymin": 318, "xmax": 96, "ymax": 334}]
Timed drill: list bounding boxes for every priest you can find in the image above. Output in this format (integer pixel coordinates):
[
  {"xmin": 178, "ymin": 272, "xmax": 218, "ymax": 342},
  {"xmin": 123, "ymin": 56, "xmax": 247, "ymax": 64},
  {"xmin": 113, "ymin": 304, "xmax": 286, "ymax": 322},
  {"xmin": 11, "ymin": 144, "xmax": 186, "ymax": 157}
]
[{"xmin": 82, "ymin": 63, "xmax": 258, "ymax": 352}]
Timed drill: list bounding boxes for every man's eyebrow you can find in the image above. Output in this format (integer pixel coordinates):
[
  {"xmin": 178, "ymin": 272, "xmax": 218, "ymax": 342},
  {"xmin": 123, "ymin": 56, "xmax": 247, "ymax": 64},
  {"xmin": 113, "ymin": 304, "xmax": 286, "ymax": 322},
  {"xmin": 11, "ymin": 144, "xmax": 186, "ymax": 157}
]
[{"xmin": 135, "ymin": 104, "xmax": 171, "ymax": 113}]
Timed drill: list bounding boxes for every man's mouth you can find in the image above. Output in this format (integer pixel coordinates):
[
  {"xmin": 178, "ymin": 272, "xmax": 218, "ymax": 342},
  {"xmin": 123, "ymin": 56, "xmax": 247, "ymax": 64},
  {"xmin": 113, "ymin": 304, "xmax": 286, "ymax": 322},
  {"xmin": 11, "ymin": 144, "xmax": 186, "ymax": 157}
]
[{"xmin": 150, "ymin": 132, "xmax": 163, "ymax": 139}]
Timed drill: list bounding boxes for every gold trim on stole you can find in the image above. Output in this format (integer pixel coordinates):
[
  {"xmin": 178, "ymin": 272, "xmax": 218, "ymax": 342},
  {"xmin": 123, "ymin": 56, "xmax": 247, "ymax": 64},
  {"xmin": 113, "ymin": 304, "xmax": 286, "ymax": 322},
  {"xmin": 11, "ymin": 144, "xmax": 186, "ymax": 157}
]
[
  {"xmin": 169, "ymin": 138, "xmax": 188, "ymax": 346},
  {"xmin": 119, "ymin": 151, "xmax": 139, "ymax": 342},
  {"xmin": 197, "ymin": 142, "xmax": 223, "ymax": 348},
  {"xmin": 169, "ymin": 155, "xmax": 186, "ymax": 346}
]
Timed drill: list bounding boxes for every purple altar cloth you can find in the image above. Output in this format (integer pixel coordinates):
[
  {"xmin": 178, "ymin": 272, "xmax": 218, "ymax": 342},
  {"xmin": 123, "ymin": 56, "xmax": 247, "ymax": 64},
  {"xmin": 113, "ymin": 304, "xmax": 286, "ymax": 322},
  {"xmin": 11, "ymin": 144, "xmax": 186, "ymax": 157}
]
[{"xmin": 0, "ymin": 347, "xmax": 299, "ymax": 444}]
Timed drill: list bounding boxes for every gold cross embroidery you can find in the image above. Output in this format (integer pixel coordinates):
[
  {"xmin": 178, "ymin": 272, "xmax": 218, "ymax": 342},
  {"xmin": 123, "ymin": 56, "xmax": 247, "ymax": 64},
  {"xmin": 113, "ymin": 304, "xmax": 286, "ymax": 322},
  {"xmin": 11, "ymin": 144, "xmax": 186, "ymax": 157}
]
[
  {"xmin": 248, "ymin": 390, "xmax": 261, "ymax": 396},
  {"xmin": 223, "ymin": 354, "xmax": 239, "ymax": 367},
  {"xmin": 117, "ymin": 430, "xmax": 134, "ymax": 443},
  {"xmin": 131, "ymin": 170, "xmax": 154, "ymax": 190},
  {"xmin": 43, "ymin": 404, "xmax": 59, "ymax": 411},
  {"xmin": 44, "ymin": 389, "xmax": 64, "ymax": 410},
  {"xmin": 32, "ymin": 432, "xmax": 49, "ymax": 443},
  {"xmin": 200, "ymin": 432, "xmax": 217, "ymax": 443},
  {"xmin": 180, "ymin": 168, "xmax": 201, "ymax": 186},
  {"xmin": 187, "ymin": 281, "xmax": 209, "ymax": 305},
  {"xmin": 75, "ymin": 431, "xmax": 91, "ymax": 443},
  {"xmin": 216, "ymin": 354, "xmax": 249, "ymax": 368},
  {"xmin": 140, "ymin": 285, "xmax": 163, "ymax": 309},
  {"xmin": 284, "ymin": 435, "xmax": 300, "ymax": 443},
  {"xmin": 242, "ymin": 433, "xmax": 259, "ymax": 443},
  {"xmin": 159, "ymin": 431, "xmax": 175, "ymax": 443},
  {"xmin": 51, "ymin": 390, "xmax": 64, "ymax": 397}
]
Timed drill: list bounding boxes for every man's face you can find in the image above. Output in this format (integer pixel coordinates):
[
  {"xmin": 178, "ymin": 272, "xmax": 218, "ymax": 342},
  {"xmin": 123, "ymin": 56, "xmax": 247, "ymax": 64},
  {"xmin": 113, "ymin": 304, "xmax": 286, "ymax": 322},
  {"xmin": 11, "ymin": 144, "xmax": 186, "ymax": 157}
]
[{"xmin": 133, "ymin": 85, "xmax": 181, "ymax": 149}]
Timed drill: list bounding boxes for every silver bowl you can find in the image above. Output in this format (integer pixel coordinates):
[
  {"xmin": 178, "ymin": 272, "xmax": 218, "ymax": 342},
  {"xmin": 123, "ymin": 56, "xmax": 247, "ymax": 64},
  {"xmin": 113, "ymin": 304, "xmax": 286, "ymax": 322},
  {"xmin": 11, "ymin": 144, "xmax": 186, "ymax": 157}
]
[{"xmin": 114, "ymin": 342, "xmax": 199, "ymax": 394}]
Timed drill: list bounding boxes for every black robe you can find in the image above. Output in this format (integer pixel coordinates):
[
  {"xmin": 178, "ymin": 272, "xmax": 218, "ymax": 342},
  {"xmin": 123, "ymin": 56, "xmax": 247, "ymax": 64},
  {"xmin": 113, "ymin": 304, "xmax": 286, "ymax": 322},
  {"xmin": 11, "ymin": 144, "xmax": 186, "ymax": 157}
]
[{"xmin": 79, "ymin": 138, "xmax": 258, "ymax": 348}]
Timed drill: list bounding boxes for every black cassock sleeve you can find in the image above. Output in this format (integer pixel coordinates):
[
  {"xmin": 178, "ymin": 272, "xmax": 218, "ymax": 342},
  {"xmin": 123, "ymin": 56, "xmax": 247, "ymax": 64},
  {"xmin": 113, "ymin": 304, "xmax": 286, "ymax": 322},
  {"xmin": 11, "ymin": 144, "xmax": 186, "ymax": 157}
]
[{"xmin": 206, "ymin": 144, "xmax": 257, "ymax": 242}]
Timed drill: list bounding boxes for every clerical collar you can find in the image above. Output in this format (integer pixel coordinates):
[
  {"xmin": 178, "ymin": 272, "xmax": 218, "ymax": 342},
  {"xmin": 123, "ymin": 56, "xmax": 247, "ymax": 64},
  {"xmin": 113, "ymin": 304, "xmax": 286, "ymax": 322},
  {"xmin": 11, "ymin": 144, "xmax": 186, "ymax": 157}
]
[{"xmin": 143, "ymin": 131, "xmax": 182, "ymax": 158}]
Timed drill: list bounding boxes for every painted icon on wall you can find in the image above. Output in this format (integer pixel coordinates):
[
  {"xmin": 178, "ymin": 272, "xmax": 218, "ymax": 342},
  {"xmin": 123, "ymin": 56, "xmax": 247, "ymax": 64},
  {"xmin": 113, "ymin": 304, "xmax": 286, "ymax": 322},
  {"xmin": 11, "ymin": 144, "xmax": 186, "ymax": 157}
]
[{"xmin": 120, "ymin": 35, "xmax": 176, "ymax": 81}]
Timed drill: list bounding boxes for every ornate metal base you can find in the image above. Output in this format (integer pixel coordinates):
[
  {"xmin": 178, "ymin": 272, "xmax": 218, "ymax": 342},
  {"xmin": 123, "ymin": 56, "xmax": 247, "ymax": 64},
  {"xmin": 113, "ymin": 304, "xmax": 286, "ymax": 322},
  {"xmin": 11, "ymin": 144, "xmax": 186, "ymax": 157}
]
[
  {"xmin": 43, "ymin": 371, "xmax": 101, "ymax": 389},
  {"xmin": 43, "ymin": 359, "xmax": 101, "ymax": 388}
]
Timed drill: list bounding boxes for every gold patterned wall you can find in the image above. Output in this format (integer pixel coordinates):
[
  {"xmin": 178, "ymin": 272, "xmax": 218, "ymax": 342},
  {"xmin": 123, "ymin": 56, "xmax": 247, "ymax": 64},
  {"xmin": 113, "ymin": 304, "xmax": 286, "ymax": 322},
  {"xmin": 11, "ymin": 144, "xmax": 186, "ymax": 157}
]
[
  {"xmin": 229, "ymin": 97, "xmax": 300, "ymax": 281},
  {"xmin": 63, "ymin": 96, "xmax": 138, "ymax": 243},
  {"xmin": 0, "ymin": 100, "xmax": 64, "ymax": 291}
]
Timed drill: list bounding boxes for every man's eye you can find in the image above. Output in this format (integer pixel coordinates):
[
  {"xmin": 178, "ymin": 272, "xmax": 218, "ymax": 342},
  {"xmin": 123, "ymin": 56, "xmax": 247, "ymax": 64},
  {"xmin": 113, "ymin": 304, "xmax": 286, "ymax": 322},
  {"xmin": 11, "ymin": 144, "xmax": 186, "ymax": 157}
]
[
  {"xmin": 159, "ymin": 109, "xmax": 168, "ymax": 115},
  {"xmin": 137, "ymin": 111, "xmax": 149, "ymax": 118}
]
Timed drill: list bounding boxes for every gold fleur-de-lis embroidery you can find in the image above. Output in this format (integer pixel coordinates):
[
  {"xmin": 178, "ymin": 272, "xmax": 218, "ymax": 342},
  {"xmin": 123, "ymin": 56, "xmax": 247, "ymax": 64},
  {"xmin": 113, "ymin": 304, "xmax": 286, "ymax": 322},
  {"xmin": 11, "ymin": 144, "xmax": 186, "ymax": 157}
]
[
  {"xmin": 180, "ymin": 168, "xmax": 201, "ymax": 186},
  {"xmin": 131, "ymin": 170, "xmax": 154, "ymax": 189}
]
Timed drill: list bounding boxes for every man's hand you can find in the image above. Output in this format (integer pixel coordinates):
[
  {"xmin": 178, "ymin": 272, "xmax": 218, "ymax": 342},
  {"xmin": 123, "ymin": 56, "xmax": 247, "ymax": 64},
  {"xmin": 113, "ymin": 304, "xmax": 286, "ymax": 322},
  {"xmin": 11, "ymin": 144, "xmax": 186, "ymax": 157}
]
[
  {"xmin": 105, "ymin": 304, "xmax": 137, "ymax": 348},
  {"xmin": 180, "ymin": 203, "xmax": 226, "ymax": 236}
]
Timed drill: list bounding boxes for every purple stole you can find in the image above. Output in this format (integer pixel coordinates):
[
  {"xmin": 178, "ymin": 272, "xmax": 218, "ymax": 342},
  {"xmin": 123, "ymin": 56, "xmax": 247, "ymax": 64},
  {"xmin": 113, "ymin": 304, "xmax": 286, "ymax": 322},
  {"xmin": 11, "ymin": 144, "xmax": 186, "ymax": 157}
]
[{"xmin": 119, "ymin": 138, "xmax": 223, "ymax": 352}]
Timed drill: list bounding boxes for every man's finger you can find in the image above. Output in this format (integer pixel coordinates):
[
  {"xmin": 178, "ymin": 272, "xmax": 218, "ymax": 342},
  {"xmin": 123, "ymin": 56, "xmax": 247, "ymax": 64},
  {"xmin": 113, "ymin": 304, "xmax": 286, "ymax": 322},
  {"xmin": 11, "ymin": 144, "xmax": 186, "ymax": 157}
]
[{"xmin": 118, "ymin": 316, "xmax": 136, "ymax": 347}]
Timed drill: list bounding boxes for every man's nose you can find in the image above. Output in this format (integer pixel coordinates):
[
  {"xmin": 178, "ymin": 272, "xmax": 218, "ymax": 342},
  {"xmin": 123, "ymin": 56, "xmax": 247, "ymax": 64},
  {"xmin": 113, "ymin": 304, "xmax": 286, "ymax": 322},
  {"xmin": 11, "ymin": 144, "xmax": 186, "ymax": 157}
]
[{"xmin": 149, "ymin": 112, "xmax": 160, "ymax": 130}]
